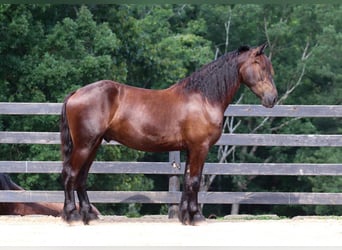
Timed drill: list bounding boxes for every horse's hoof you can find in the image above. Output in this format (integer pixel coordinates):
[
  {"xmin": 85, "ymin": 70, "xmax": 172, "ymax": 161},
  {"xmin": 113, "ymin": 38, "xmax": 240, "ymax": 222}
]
[
  {"xmin": 81, "ymin": 211, "xmax": 99, "ymax": 225},
  {"xmin": 62, "ymin": 210, "xmax": 81, "ymax": 223},
  {"xmin": 178, "ymin": 211, "xmax": 205, "ymax": 226},
  {"xmin": 178, "ymin": 212, "xmax": 188, "ymax": 225},
  {"xmin": 192, "ymin": 213, "xmax": 206, "ymax": 225}
]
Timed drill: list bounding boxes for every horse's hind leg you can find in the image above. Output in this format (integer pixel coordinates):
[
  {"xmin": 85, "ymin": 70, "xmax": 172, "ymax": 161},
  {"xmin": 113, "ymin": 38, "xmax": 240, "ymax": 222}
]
[
  {"xmin": 62, "ymin": 163, "xmax": 81, "ymax": 222},
  {"xmin": 62, "ymin": 140, "xmax": 101, "ymax": 224},
  {"xmin": 75, "ymin": 140, "xmax": 102, "ymax": 224}
]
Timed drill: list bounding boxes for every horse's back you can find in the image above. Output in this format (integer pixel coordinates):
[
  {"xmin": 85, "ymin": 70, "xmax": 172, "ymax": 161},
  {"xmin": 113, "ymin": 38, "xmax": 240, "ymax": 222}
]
[{"xmin": 67, "ymin": 80, "xmax": 120, "ymax": 106}]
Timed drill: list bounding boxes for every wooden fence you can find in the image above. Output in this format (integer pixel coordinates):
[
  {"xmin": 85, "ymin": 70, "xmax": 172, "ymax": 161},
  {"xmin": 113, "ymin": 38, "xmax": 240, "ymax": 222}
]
[{"xmin": 1, "ymin": 103, "xmax": 342, "ymax": 212}]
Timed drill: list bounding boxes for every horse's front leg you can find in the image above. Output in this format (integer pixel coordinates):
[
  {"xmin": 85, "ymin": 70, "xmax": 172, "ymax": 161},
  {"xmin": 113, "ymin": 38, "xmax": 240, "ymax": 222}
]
[{"xmin": 179, "ymin": 147, "xmax": 207, "ymax": 225}]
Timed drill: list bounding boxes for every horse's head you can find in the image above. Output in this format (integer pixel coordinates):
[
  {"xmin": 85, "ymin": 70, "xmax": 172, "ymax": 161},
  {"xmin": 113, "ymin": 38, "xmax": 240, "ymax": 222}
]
[
  {"xmin": 0, "ymin": 173, "xmax": 23, "ymax": 190},
  {"xmin": 238, "ymin": 43, "xmax": 278, "ymax": 108}
]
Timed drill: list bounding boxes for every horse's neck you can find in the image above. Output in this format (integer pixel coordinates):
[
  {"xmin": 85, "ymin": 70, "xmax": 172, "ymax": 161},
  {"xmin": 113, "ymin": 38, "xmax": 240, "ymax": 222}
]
[
  {"xmin": 207, "ymin": 59, "xmax": 241, "ymax": 112},
  {"xmin": 211, "ymin": 55, "xmax": 242, "ymax": 111},
  {"xmin": 175, "ymin": 53, "xmax": 242, "ymax": 111},
  {"xmin": 221, "ymin": 80, "xmax": 242, "ymax": 111}
]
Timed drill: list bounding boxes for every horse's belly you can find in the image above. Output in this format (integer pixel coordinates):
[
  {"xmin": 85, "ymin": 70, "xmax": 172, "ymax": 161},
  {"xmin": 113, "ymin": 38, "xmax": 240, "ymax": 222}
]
[
  {"xmin": 111, "ymin": 135, "xmax": 183, "ymax": 152},
  {"xmin": 128, "ymin": 138, "xmax": 183, "ymax": 152},
  {"xmin": 104, "ymin": 123, "xmax": 184, "ymax": 152}
]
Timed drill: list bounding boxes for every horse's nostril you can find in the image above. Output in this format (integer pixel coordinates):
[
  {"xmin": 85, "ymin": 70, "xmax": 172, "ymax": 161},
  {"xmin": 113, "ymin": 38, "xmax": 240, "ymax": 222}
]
[
  {"xmin": 272, "ymin": 96, "xmax": 277, "ymax": 105},
  {"xmin": 262, "ymin": 94, "xmax": 277, "ymax": 108}
]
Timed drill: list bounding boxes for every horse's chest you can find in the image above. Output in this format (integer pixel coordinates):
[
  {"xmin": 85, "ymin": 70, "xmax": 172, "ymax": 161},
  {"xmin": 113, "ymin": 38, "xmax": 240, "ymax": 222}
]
[
  {"xmin": 199, "ymin": 105, "xmax": 224, "ymax": 129},
  {"xmin": 183, "ymin": 105, "xmax": 223, "ymax": 143}
]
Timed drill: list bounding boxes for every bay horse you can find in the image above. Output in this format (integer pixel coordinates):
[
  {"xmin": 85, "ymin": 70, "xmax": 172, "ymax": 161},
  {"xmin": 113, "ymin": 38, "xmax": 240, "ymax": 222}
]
[
  {"xmin": 60, "ymin": 44, "xmax": 278, "ymax": 225},
  {"xmin": 0, "ymin": 173, "xmax": 61, "ymax": 216},
  {"xmin": 0, "ymin": 173, "xmax": 100, "ymax": 216}
]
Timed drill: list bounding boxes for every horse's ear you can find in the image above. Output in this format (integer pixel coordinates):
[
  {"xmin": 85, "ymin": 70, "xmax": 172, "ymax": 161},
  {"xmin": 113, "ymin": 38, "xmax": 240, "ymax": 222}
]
[
  {"xmin": 238, "ymin": 45, "xmax": 250, "ymax": 54},
  {"xmin": 256, "ymin": 43, "xmax": 268, "ymax": 56}
]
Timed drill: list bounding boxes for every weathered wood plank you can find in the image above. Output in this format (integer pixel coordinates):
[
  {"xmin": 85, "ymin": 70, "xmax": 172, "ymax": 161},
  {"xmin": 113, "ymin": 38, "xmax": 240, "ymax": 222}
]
[
  {"xmin": 204, "ymin": 163, "xmax": 342, "ymax": 176},
  {"xmin": 0, "ymin": 102, "xmax": 62, "ymax": 115},
  {"xmin": 217, "ymin": 134, "xmax": 342, "ymax": 147},
  {"xmin": 1, "ymin": 103, "xmax": 342, "ymax": 117},
  {"xmin": 0, "ymin": 190, "xmax": 179, "ymax": 203},
  {"xmin": 0, "ymin": 190, "xmax": 65, "ymax": 203},
  {"xmin": 199, "ymin": 192, "xmax": 342, "ymax": 205},
  {"xmin": 1, "ymin": 190, "xmax": 342, "ymax": 205},
  {"xmin": 0, "ymin": 132, "xmax": 61, "ymax": 144},
  {"xmin": 0, "ymin": 161, "xmax": 62, "ymax": 173},
  {"xmin": 0, "ymin": 161, "xmax": 179, "ymax": 174},
  {"xmin": 225, "ymin": 105, "xmax": 342, "ymax": 117},
  {"xmin": 0, "ymin": 132, "xmax": 119, "ymax": 145},
  {"xmin": 1, "ymin": 161, "xmax": 342, "ymax": 176},
  {"xmin": 1, "ymin": 132, "xmax": 342, "ymax": 147}
]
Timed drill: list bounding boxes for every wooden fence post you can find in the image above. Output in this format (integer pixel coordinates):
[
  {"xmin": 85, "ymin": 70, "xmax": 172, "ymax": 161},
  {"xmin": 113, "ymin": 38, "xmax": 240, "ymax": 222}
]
[{"xmin": 168, "ymin": 151, "xmax": 181, "ymax": 219}]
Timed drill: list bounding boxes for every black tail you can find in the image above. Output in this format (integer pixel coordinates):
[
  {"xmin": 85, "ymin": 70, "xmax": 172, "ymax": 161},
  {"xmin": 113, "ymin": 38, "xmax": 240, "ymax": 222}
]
[{"xmin": 60, "ymin": 92, "xmax": 75, "ymax": 171}]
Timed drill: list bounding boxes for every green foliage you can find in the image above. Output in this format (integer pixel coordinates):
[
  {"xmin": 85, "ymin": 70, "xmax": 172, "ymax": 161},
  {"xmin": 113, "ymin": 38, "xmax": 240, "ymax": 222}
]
[
  {"xmin": 1, "ymin": 4, "xmax": 341, "ymax": 217},
  {"xmin": 154, "ymin": 33, "xmax": 213, "ymax": 88}
]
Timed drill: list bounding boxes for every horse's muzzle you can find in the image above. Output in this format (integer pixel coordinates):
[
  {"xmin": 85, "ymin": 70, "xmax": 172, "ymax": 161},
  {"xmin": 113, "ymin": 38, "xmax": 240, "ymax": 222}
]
[{"xmin": 262, "ymin": 94, "xmax": 277, "ymax": 108}]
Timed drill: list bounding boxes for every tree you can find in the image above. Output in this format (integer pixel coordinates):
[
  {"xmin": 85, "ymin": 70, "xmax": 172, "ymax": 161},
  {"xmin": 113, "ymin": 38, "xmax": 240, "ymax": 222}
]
[
  {"xmin": 0, "ymin": 5, "xmax": 149, "ymax": 216},
  {"xmin": 1, "ymin": 4, "xmax": 341, "ymax": 217}
]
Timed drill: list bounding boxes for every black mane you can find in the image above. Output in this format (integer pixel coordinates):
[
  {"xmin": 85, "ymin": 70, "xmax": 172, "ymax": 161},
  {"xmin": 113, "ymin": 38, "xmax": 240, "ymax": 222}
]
[{"xmin": 182, "ymin": 46, "xmax": 249, "ymax": 103}]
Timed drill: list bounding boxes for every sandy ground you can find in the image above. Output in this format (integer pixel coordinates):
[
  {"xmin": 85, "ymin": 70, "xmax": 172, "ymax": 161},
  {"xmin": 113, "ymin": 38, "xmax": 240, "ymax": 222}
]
[{"xmin": 1, "ymin": 215, "xmax": 342, "ymax": 246}]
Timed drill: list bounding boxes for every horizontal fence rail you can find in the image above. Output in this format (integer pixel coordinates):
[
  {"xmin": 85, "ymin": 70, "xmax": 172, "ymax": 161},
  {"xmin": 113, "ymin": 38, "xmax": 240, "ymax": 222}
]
[
  {"xmin": 1, "ymin": 132, "xmax": 342, "ymax": 147},
  {"xmin": 0, "ymin": 103, "xmax": 342, "ymax": 208},
  {"xmin": 224, "ymin": 105, "xmax": 342, "ymax": 117},
  {"xmin": 1, "ymin": 103, "xmax": 342, "ymax": 117},
  {"xmin": 1, "ymin": 161, "xmax": 342, "ymax": 176},
  {"xmin": 2, "ymin": 190, "xmax": 342, "ymax": 205},
  {"xmin": 0, "ymin": 102, "xmax": 62, "ymax": 115}
]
